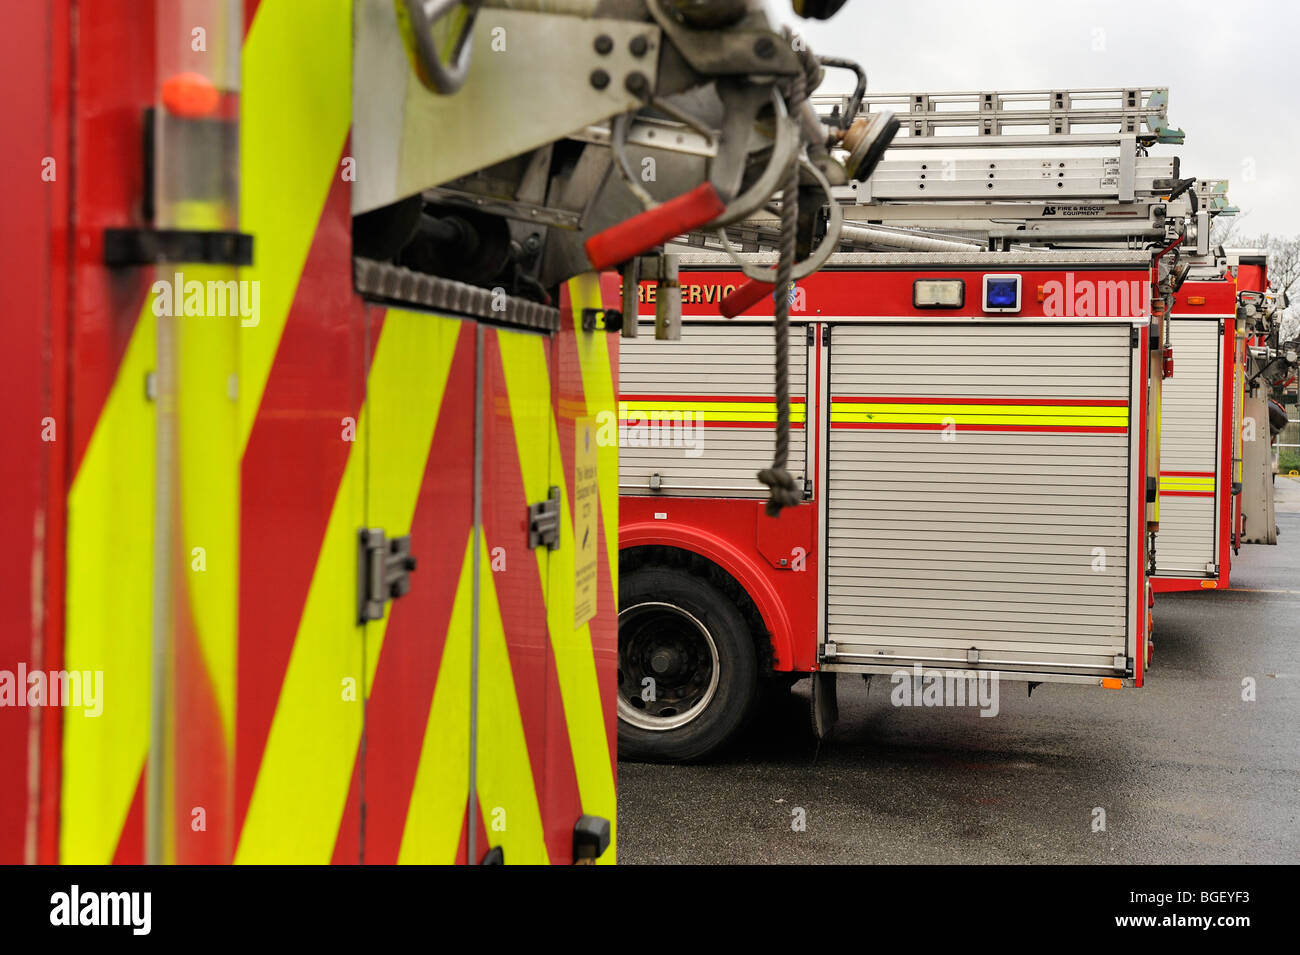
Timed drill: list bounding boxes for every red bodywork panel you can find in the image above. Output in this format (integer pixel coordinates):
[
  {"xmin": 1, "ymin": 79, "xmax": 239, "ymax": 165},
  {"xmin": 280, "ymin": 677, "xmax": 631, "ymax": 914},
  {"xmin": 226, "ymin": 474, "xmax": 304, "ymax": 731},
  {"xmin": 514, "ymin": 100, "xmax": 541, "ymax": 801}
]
[
  {"xmin": 622, "ymin": 500, "xmax": 818, "ymax": 672},
  {"xmin": 647, "ymin": 267, "xmax": 1154, "ymax": 320}
]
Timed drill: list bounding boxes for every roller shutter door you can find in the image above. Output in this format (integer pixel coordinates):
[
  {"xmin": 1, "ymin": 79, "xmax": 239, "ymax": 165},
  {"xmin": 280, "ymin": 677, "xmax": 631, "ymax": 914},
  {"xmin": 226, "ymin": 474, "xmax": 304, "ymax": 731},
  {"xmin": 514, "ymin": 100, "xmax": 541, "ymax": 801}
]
[
  {"xmin": 826, "ymin": 324, "xmax": 1134, "ymax": 677},
  {"xmin": 1155, "ymin": 319, "xmax": 1221, "ymax": 575},
  {"xmin": 619, "ymin": 322, "xmax": 807, "ymax": 497}
]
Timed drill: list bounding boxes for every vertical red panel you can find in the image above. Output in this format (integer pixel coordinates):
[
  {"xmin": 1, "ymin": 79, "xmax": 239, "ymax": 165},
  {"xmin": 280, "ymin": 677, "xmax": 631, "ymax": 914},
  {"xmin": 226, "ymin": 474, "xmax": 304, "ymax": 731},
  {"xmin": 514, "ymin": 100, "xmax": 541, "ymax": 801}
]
[{"xmin": 0, "ymin": 0, "xmax": 71, "ymax": 865}]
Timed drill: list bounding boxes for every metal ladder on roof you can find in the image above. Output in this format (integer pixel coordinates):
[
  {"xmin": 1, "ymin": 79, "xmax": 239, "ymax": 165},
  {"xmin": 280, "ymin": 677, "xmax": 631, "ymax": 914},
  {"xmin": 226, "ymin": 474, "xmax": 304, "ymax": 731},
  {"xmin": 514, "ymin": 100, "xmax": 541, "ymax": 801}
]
[{"xmin": 680, "ymin": 86, "xmax": 1235, "ymax": 255}]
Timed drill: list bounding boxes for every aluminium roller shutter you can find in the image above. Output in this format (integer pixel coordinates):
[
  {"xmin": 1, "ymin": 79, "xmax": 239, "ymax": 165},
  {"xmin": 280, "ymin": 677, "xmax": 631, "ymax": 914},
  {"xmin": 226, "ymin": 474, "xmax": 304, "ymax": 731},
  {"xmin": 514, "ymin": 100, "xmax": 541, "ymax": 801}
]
[
  {"xmin": 618, "ymin": 322, "xmax": 807, "ymax": 497},
  {"xmin": 1155, "ymin": 319, "xmax": 1221, "ymax": 575},
  {"xmin": 825, "ymin": 323, "xmax": 1134, "ymax": 677}
]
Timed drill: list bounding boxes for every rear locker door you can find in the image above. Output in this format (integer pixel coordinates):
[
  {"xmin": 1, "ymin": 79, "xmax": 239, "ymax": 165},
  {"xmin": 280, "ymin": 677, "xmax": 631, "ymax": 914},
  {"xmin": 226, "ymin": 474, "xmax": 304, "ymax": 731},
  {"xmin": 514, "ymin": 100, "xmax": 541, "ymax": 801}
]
[
  {"xmin": 355, "ymin": 308, "xmax": 473, "ymax": 865},
  {"xmin": 825, "ymin": 323, "xmax": 1134, "ymax": 678},
  {"xmin": 1156, "ymin": 319, "xmax": 1221, "ymax": 575},
  {"xmin": 619, "ymin": 322, "xmax": 807, "ymax": 497}
]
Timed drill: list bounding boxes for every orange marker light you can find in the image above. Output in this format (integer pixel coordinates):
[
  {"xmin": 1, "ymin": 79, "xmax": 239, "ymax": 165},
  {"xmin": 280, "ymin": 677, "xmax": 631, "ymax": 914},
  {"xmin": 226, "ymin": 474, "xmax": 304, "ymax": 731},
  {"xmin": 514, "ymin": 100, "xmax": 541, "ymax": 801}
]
[
  {"xmin": 1187, "ymin": 295, "xmax": 1206, "ymax": 306},
  {"xmin": 162, "ymin": 72, "xmax": 219, "ymax": 119},
  {"xmin": 1036, "ymin": 284, "xmax": 1046, "ymax": 302},
  {"xmin": 1101, "ymin": 678, "xmax": 1122, "ymax": 689}
]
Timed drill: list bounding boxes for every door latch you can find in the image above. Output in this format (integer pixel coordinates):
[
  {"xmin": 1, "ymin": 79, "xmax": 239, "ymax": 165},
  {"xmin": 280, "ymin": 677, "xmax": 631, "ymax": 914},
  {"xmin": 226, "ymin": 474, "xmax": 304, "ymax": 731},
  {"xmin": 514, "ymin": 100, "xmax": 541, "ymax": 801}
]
[
  {"xmin": 528, "ymin": 486, "xmax": 562, "ymax": 550},
  {"xmin": 358, "ymin": 528, "xmax": 417, "ymax": 623}
]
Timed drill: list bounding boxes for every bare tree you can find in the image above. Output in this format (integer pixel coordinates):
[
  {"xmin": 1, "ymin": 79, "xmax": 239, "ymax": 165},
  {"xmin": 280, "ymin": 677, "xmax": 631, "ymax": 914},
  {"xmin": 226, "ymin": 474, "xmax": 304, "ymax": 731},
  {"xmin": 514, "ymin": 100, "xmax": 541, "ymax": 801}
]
[{"xmin": 1209, "ymin": 211, "xmax": 1249, "ymax": 250}]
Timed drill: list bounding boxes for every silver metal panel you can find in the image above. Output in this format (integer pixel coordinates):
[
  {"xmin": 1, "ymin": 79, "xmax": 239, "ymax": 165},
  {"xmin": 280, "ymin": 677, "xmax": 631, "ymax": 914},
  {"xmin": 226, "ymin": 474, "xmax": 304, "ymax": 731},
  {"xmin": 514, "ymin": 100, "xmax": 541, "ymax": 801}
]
[
  {"xmin": 1242, "ymin": 389, "xmax": 1278, "ymax": 543},
  {"xmin": 618, "ymin": 322, "xmax": 808, "ymax": 497},
  {"xmin": 1155, "ymin": 319, "xmax": 1221, "ymax": 575},
  {"xmin": 352, "ymin": 3, "xmax": 655, "ymax": 213},
  {"xmin": 860, "ymin": 156, "xmax": 1176, "ymax": 202},
  {"xmin": 825, "ymin": 323, "xmax": 1133, "ymax": 678}
]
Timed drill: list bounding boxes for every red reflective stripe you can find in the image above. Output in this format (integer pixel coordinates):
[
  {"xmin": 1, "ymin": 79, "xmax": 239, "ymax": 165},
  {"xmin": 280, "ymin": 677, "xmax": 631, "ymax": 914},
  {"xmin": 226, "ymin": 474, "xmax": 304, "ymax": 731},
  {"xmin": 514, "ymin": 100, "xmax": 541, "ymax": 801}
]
[
  {"xmin": 830, "ymin": 422, "xmax": 1128, "ymax": 434},
  {"xmin": 110, "ymin": 771, "xmax": 145, "ymax": 864},
  {"xmin": 834, "ymin": 396, "xmax": 1129, "ymax": 407},
  {"xmin": 619, "ymin": 419, "xmax": 805, "ymax": 429},
  {"xmin": 621, "ymin": 394, "xmax": 805, "ymax": 403}
]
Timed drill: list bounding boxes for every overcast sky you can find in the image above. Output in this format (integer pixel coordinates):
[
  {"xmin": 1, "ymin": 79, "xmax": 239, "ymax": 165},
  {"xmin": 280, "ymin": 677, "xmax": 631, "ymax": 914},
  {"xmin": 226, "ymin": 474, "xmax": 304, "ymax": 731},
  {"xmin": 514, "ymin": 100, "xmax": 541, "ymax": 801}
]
[{"xmin": 774, "ymin": 0, "xmax": 1299, "ymax": 236}]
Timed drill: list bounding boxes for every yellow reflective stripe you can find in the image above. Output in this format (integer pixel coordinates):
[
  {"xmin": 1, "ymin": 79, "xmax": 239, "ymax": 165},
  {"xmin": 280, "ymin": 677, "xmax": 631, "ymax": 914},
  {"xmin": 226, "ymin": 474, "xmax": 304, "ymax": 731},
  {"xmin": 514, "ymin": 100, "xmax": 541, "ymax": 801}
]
[
  {"xmin": 621, "ymin": 400, "xmax": 807, "ymax": 424},
  {"xmin": 831, "ymin": 401, "xmax": 1128, "ymax": 427},
  {"xmin": 235, "ymin": 309, "xmax": 459, "ymax": 863},
  {"xmin": 496, "ymin": 328, "xmax": 618, "ymax": 865},
  {"xmin": 62, "ymin": 306, "xmax": 156, "ymax": 864},
  {"xmin": 399, "ymin": 533, "xmax": 474, "ymax": 864},
  {"xmin": 1159, "ymin": 475, "xmax": 1216, "ymax": 492},
  {"xmin": 475, "ymin": 535, "xmax": 549, "ymax": 863},
  {"xmin": 177, "ymin": 266, "xmax": 240, "ymax": 749},
  {"xmin": 567, "ymin": 275, "xmax": 620, "ymax": 600},
  {"xmin": 238, "ymin": 0, "xmax": 351, "ymax": 453}
]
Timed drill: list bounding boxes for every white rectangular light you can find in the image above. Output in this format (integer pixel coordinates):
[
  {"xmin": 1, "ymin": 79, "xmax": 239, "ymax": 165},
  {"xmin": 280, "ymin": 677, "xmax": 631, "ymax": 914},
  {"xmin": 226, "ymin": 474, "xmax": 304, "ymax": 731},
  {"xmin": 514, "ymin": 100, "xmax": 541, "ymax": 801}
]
[{"xmin": 913, "ymin": 279, "xmax": 965, "ymax": 308}]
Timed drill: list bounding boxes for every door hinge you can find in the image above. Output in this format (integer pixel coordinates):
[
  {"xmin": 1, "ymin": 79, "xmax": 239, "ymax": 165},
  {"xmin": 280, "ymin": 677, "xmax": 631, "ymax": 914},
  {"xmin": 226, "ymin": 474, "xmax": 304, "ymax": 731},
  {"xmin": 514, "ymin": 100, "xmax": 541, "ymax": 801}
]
[
  {"xmin": 528, "ymin": 486, "xmax": 562, "ymax": 550},
  {"xmin": 806, "ymin": 324, "xmax": 815, "ymax": 347},
  {"xmin": 358, "ymin": 529, "xmax": 417, "ymax": 623},
  {"xmin": 1130, "ymin": 325, "xmax": 1140, "ymax": 347}
]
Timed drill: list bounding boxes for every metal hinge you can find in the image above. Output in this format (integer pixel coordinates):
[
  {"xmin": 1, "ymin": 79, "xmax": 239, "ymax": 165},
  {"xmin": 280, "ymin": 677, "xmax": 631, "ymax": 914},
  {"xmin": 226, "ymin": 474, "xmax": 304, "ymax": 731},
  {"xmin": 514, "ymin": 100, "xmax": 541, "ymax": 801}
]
[
  {"xmin": 528, "ymin": 486, "xmax": 562, "ymax": 550},
  {"xmin": 358, "ymin": 529, "xmax": 417, "ymax": 623}
]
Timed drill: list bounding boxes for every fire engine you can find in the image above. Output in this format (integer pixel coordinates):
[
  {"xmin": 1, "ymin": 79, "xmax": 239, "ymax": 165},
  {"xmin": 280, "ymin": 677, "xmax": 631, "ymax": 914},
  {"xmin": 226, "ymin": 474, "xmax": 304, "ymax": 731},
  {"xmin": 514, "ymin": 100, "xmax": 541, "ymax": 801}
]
[
  {"xmin": 615, "ymin": 87, "xmax": 1228, "ymax": 760},
  {"xmin": 1232, "ymin": 251, "xmax": 1296, "ymax": 545},
  {"xmin": 1, "ymin": 0, "xmax": 873, "ymax": 862},
  {"xmin": 1150, "ymin": 271, "xmax": 1238, "ymax": 590}
]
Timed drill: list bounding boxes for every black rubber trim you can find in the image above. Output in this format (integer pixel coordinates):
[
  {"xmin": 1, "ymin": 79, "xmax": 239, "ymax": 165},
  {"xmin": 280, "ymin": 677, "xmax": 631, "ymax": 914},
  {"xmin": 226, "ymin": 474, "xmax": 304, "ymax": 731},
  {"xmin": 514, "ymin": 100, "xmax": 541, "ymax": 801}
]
[{"xmin": 103, "ymin": 228, "xmax": 253, "ymax": 267}]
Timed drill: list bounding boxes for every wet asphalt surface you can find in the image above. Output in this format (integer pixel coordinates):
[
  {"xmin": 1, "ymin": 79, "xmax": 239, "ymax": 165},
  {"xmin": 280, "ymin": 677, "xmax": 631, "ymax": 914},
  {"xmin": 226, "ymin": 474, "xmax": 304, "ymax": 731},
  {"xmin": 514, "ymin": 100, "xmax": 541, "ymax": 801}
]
[{"xmin": 618, "ymin": 496, "xmax": 1300, "ymax": 864}]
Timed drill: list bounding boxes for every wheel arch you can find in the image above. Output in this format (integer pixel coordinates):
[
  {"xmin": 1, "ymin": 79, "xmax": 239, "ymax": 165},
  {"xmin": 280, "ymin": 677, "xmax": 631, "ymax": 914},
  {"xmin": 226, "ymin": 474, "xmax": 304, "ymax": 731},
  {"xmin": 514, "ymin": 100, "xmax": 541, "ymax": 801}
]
[{"xmin": 620, "ymin": 522, "xmax": 793, "ymax": 673}]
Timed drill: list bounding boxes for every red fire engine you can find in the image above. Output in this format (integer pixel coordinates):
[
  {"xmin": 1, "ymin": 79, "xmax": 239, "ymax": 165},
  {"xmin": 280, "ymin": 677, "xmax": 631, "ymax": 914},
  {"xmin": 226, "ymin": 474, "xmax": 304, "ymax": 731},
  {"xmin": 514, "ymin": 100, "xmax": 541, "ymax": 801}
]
[
  {"xmin": 1151, "ymin": 275, "xmax": 1239, "ymax": 591},
  {"xmin": 617, "ymin": 253, "xmax": 1156, "ymax": 760}
]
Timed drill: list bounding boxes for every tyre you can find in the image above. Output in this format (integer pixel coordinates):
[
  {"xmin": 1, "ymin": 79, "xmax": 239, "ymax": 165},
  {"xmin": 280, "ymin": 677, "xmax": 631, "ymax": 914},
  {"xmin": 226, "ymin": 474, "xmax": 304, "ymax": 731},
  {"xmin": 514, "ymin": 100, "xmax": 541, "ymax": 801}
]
[{"xmin": 618, "ymin": 564, "xmax": 760, "ymax": 762}]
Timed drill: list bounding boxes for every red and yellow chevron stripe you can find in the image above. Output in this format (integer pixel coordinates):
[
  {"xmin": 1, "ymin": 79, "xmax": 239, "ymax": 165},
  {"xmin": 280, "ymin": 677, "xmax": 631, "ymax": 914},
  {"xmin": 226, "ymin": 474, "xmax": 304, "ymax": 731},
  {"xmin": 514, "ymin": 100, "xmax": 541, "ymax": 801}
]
[{"xmin": 54, "ymin": 0, "xmax": 617, "ymax": 866}]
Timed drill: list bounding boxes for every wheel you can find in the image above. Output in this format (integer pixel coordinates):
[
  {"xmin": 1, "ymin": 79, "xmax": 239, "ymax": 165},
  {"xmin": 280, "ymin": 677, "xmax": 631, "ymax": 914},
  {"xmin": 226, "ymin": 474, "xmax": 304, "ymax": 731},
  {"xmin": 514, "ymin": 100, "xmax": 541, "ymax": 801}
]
[{"xmin": 618, "ymin": 564, "xmax": 760, "ymax": 762}]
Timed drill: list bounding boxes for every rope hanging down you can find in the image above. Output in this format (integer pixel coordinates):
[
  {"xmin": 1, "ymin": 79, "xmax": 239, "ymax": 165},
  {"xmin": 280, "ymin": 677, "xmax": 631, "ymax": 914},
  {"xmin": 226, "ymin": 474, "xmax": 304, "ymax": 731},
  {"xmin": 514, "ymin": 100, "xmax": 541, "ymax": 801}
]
[{"xmin": 757, "ymin": 70, "xmax": 807, "ymax": 518}]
